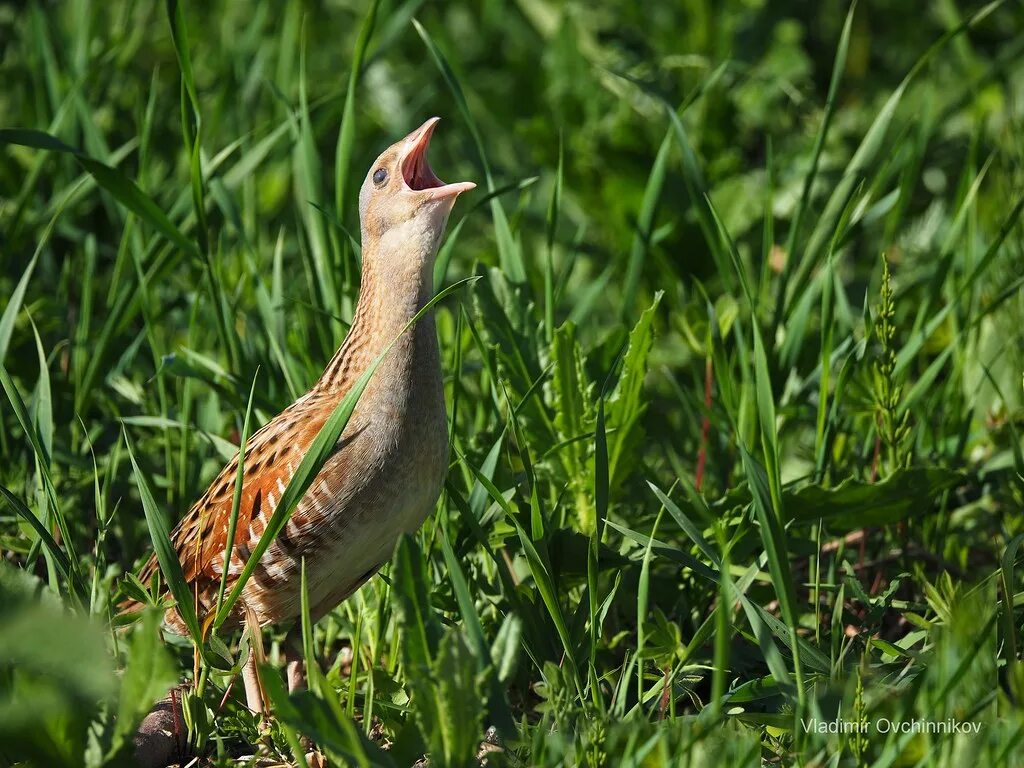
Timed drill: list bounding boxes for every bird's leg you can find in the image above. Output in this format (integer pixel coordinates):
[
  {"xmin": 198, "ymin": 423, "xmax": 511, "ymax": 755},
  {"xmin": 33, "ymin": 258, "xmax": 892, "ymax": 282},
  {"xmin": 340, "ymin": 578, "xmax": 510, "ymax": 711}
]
[
  {"xmin": 241, "ymin": 647, "xmax": 266, "ymax": 715},
  {"xmin": 283, "ymin": 627, "xmax": 307, "ymax": 693},
  {"xmin": 282, "ymin": 628, "xmax": 321, "ymax": 761},
  {"xmin": 242, "ymin": 608, "xmax": 267, "ymax": 715}
]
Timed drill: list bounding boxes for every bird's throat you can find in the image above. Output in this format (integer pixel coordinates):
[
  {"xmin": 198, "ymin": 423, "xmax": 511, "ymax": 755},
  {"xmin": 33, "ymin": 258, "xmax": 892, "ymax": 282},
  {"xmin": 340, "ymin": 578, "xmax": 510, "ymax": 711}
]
[{"xmin": 315, "ymin": 241, "xmax": 439, "ymax": 394}]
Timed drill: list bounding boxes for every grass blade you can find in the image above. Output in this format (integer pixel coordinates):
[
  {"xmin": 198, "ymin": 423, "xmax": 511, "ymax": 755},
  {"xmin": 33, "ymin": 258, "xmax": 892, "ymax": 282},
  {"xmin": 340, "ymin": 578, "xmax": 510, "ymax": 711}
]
[
  {"xmin": 622, "ymin": 129, "xmax": 671, "ymax": 318},
  {"xmin": 335, "ymin": 0, "xmax": 380, "ymax": 219},
  {"xmin": 215, "ymin": 277, "xmax": 478, "ymax": 627},
  {"xmin": 125, "ymin": 429, "xmax": 204, "ymax": 647},
  {"xmin": 213, "ymin": 370, "xmax": 260, "ymax": 621},
  {"xmin": 773, "ymin": 0, "xmax": 856, "ymax": 326},
  {"xmin": 0, "ymin": 129, "xmax": 198, "ymax": 259}
]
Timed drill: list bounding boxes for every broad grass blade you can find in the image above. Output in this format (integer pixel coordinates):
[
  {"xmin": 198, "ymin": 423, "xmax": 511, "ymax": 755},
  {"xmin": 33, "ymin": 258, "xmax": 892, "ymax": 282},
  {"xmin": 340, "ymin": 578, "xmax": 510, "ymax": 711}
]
[{"xmin": 125, "ymin": 430, "xmax": 204, "ymax": 647}]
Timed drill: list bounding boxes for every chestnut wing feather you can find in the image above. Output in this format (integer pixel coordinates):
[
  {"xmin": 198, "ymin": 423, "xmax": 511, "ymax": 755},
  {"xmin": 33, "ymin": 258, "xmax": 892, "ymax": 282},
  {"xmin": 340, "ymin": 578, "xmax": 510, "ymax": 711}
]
[{"xmin": 132, "ymin": 400, "xmax": 330, "ymax": 623}]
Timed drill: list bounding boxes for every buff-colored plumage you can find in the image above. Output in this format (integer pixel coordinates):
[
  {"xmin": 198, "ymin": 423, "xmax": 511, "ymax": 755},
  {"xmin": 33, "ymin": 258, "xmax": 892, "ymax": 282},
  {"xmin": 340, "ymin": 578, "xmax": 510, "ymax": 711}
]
[{"xmin": 123, "ymin": 119, "xmax": 473, "ymax": 709}]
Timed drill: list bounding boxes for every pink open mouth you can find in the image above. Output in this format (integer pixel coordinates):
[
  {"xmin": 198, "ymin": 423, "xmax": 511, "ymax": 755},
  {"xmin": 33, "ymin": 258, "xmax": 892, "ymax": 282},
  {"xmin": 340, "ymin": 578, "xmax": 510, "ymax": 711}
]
[{"xmin": 400, "ymin": 117, "xmax": 476, "ymax": 199}]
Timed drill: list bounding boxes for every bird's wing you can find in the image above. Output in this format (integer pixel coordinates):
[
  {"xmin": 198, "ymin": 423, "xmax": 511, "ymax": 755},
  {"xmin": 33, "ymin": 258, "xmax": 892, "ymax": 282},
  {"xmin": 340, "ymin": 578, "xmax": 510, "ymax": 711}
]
[{"xmin": 128, "ymin": 399, "xmax": 331, "ymax": 625}]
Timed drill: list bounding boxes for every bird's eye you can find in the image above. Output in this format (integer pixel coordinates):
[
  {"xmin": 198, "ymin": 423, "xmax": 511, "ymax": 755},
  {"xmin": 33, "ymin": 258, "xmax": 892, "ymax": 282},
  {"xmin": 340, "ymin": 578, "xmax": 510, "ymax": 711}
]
[{"xmin": 372, "ymin": 168, "xmax": 388, "ymax": 186}]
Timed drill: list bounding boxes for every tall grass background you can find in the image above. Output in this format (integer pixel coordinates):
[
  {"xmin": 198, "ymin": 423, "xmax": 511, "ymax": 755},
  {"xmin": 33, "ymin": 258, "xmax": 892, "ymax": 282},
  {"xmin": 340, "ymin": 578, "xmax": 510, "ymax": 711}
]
[{"xmin": 2, "ymin": 0, "xmax": 1024, "ymax": 765}]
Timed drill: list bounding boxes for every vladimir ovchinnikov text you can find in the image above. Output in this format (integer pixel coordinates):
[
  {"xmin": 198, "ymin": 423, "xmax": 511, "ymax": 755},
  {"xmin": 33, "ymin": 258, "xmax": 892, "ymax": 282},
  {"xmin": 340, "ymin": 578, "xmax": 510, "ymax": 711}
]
[{"xmin": 801, "ymin": 717, "xmax": 982, "ymax": 735}]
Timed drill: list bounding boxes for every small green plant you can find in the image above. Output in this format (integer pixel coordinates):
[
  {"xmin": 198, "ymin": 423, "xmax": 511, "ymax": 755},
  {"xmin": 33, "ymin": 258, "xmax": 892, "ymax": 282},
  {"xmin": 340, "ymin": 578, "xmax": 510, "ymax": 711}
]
[
  {"xmin": 871, "ymin": 255, "xmax": 912, "ymax": 476},
  {"xmin": 851, "ymin": 657, "xmax": 869, "ymax": 767}
]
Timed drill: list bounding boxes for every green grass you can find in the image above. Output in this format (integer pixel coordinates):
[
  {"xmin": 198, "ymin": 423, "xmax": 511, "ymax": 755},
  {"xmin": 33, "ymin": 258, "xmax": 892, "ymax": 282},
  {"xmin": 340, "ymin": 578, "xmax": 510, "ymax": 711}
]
[{"xmin": 2, "ymin": 0, "xmax": 1024, "ymax": 766}]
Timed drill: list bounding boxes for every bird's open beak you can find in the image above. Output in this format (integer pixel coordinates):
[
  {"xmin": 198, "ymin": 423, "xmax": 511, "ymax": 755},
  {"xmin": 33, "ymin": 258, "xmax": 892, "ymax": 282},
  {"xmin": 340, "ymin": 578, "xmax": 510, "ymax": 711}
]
[{"xmin": 400, "ymin": 117, "xmax": 476, "ymax": 201}]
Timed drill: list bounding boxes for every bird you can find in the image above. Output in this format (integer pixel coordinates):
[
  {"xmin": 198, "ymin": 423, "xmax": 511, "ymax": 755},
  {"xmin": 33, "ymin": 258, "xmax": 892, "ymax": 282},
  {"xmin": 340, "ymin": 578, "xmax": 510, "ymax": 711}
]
[{"xmin": 121, "ymin": 117, "xmax": 475, "ymax": 713}]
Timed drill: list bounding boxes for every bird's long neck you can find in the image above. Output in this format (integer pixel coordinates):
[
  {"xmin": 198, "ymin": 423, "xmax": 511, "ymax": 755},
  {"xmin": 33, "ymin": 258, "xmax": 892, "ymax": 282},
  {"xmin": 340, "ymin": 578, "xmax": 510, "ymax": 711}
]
[{"xmin": 316, "ymin": 243, "xmax": 438, "ymax": 395}]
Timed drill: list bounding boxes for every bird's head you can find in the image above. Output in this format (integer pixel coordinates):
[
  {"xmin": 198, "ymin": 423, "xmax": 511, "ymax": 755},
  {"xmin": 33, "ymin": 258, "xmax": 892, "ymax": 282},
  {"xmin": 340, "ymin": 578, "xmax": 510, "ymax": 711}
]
[{"xmin": 358, "ymin": 117, "xmax": 475, "ymax": 261}]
